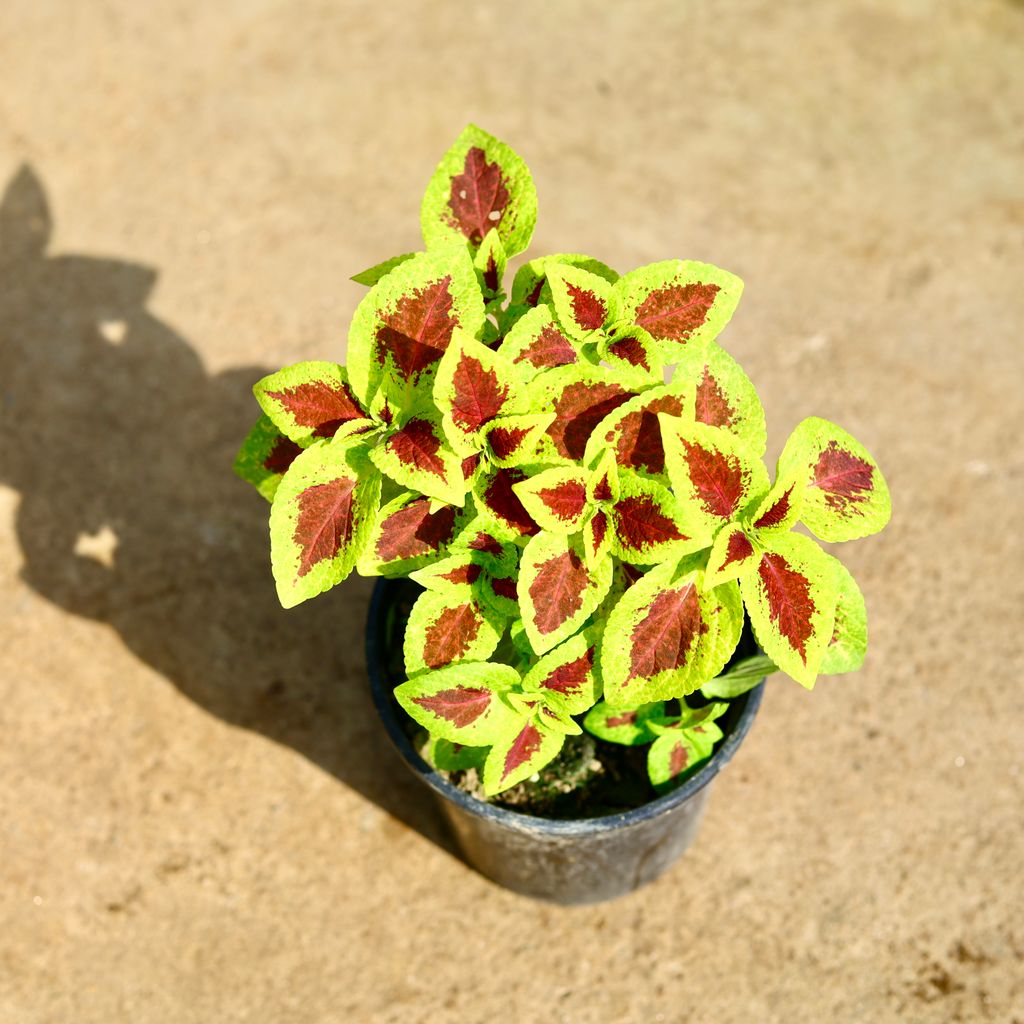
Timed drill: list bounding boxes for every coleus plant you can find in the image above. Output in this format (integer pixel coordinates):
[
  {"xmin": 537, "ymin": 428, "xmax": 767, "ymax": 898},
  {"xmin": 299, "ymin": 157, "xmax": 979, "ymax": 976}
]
[{"xmin": 235, "ymin": 125, "xmax": 891, "ymax": 801}]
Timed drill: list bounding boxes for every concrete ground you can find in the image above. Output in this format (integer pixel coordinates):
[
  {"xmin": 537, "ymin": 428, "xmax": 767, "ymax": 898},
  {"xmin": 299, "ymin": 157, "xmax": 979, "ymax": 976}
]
[{"xmin": 1, "ymin": 1, "xmax": 1022, "ymax": 1021}]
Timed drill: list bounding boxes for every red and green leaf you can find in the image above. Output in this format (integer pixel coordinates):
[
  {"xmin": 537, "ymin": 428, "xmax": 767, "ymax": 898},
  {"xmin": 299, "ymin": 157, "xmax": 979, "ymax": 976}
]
[
  {"xmin": 368, "ymin": 413, "xmax": 466, "ymax": 505},
  {"xmin": 482, "ymin": 717, "xmax": 565, "ymax": 796},
  {"xmin": 672, "ymin": 341, "xmax": 766, "ymax": 456},
  {"xmin": 777, "ymin": 418, "xmax": 891, "ymax": 542},
  {"xmin": 434, "ymin": 330, "xmax": 525, "ymax": 450},
  {"xmin": 510, "ymin": 253, "xmax": 618, "ymax": 310},
  {"xmin": 739, "ymin": 531, "xmax": 838, "ymax": 689},
  {"xmin": 613, "ymin": 259, "xmax": 743, "ymax": 359},
  {"xmin": 512, "ymin": 466, "xmax": 590, "ymax": 534},
  {"xmin": 403, "ymin": 586, "xmax": 505, "ymax": 676},
  {"xmin": 234, "ymin": 415, "xmax": 303, "ymax": 502},
  {"xmin": 269, "ymin": 441, "xmax": 381, "ymax": 608},
  {"xmin": 745, "ymin": 470, "xmax": 806, "ymax": 535},
  {"xmin": 647, "ymin": 725, "xmax": 721, "ymax": 792},
  {"xmin": 522, "ymin": 629, "xmax": 601, "ymax": 715},
  {"xmin": 610, "ymin": 470, "xmax": 697, "ymax": 565},
  {"xmin": 347, "ymin": 246, "xmax": 484, "ymax": 407},
  {"xmin": 600, "ymin": 561, "xmax": 744, "ymax": 705},
  {"xmin": 547, "ymin": 263, "xmax": 617, "ymax": 341},
  {"xmin": 357, "ymin": 491, "xmax": 463, "ymax": 577},
  {"xmin": 351, "ymin": 252, "xmax": 417, "ymax": 287},
  {"xmin": 518, "ymin": 532, "xmax": 613, "ymax": 654},
  {"xmin": 584, "ymin": 381, "xmax": 696, "ymax": 479},
  {"xmin": 599, "ymin": 326, "xmax": 663, "ymax": 384},
  {"xmin": 481, "ymin": 413, "xmax": 552, "ymax": 468},
  {"xmin": 448, "ymin": 516, "xmax": 519, "ymax": 574},
  {"xmin": 422, "ymin": 734, "xmax": 488, "ymax": 772},
  {"xmin": 254, "ymin": 361, "xmax": 369, "ymax": 446},
  {"xmin": 420, "ymin": 124, "xmax": 537, "ymax": 257},
  {"xmin": 535, "ymin": 366, "xmax": 634, "ymax": 463},
  {"xmin": 395, "ymin": 662, "xmax": 519, "ymax": 744},
  {"xmin": 819, "ymin": 554, "xmax": 867, "ymax": 675},
  {"xmin": 704, "ymin": 524, "xmax": 758, "ymax": 590},
  {"xmin": 661, "ymin": 418, "xmax": 769, "ymax": 542},
  {"xmin": 498, "ymin": 305, "xmax": 585, "ymax": 380},
  {"xmin": 472, "ymin": 465, "xmax": 541, "ymax": 538},
  {"xmin": 473, "ymin": 228, "xmax": 508, "ymax": 304},
  {"xmin": 582, "ymin": 700, "xmax": 664, "ymax": 746}
]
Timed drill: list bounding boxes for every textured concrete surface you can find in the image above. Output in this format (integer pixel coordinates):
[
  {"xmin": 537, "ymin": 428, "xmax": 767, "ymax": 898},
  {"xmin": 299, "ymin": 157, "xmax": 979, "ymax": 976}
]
[{"xmin": 1, "ymin": 1, "xmax": 1022, "ymax": 1021}]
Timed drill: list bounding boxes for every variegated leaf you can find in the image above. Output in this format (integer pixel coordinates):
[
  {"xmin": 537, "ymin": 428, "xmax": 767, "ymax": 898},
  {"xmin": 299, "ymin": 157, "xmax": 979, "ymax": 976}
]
[
  {"xmin": 481, "ymin": 413, "xmax": 552, "ymax": 468},
  {"xmin": 582, "ymin": 700, "xmax": 664, "ymax": 746},
  {"xmin": 472, "ymin": 465, "xmax": 541, "ymax": 538},
  {"xmin": 613, "ymin": 259, "xmax": 743, "ymax": 359},
  {"xmin": 512, "ymin": 466, "xmax": 590, "ymax": 535},
  {"xmin": 600, "ymin": 561, "xmax": 744, "ymax": 705},
  {"xmin": 254, "ymin": 361, "xmax": 369, "ymax": 446},
  {"xmin": 368, "ymin": 413, "xmax": 467, "ymax": 505},
  {"xmin": 819, "ymin": 554, "xmax": 867, "ymax": 675},
  {"xmin": 703, "ymin": 524, "xmax": 758, "ymax": 590},
  {"xmin": 599, "ymin": 326, "xmax": 663, "ymax": 384},
  {"xmin": 395, "ymin": 662, "xmax": 519, "ymax": 744},
  {"xmin": 661, "ymin": 417, "xmax": 769, "ymax": 542},
  {"xmin": 745, "ymin": 469, "xmax": 806, "ymax": 534},
  {"xmin": 234, "ymin": 415, "xmax": 303, "ymax": 502},
  {"xmin": 519, "ymin": 532, "xmax": 613, "ymax": 654},
  {"xmin": 547, "ymin": 263, "xmax": 617, "ymax": 342},
  {"xmin": 420, "ymin": 124, "xmax": 537, "ymax": 257},
  {"xmin": 347, "ymin": 246, "xmax": 484, "ymax": 407},
  {"xmin": 510, "ymin": 253, "xmax": 618, "ymax": 310},
  {"xmin": 777, "ymin": 417, "xmax": 891, "ymax": 542},
  {"xmin": 521, "ymin": 628, "xmax": 601, "ymax": 715},
  {"xmin": 610, "ymin": 470, "xmax": 697, "ymax": 565},
  {"xmin": 739, "ymin": 530, "xmax": 838, "ymax": 689},
  {"xmin": 422, "ymin": 734, "xmax": 488, "ymax": 772},
  {"xmin": 647, "ymin": 724, "xmax": 721, "ymax": 792},
  {"xmin": 357, "ymin": 491, "xmax": 463, "ymax": 577},
  {"xmin": 403, "ymin": 586, "xmax": 505, "ymax": 675},
  {"xmin": 269, "ymin": 441, "xmax": 381, "ymax": 608},
  {"xmin": 482, "ymin": 718, "xmax": 565, "ymax": 795},
  {"xmin": 672, "ymin": 341, "xmax": 767, "ymax": 456},
  {"xmin": 498, "ymin": 304, "xmax": 584, "ymax": 379},
  {"xmin": 473, "ymin": 228, "xmax": 508, "ymax": 304}
]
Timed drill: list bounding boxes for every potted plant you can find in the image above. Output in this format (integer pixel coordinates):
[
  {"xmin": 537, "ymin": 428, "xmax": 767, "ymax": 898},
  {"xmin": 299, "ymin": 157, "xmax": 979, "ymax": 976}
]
[{"xmin": 234, "ymin": 125, "xmax": 891, "ymax": 904}]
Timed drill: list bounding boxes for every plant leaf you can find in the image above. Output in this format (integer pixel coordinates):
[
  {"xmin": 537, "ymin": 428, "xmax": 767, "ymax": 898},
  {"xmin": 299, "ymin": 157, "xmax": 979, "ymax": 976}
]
[
  {"xmin": 739, "ymin": 530, "xmax": 838, "ymax": 689},
  {"xmin": 347, "ymin": 245, "xmax": 484, "ymax": 408},
  {"xmin": 498, "ymin": 304, "xmax": 584, "ymax": 379},
  {"xmin": 647, "ymin": 726, "xmax": 720, "ymax": 792},
  {"xmin": 482, "ymin": 718, "xmax": 565, "ymax": 795},
  {"xmin": 351, "ymin": 252, "xmax": 418, "ymax": 286},
  {"xmin": 269, "ymin": 441, "xmax": 381, "ymax": 608},
  {"xmin": 745, "ymin": 470, "xmax": 806, "ymax": 534},
  {"xmin": 704, "ymin": 524, "xmax": 758, "ymax": 590},
  {"xmin": 395, "ymin": 662, "xmax": 519, "ymax": 744},
  {"xmin": 582, "ymin": 700, "xmax": 664, "ymax": 745},
  {"xmin": 510, "ymin": 253, "xmax": 618, "ymax": 310},
  {"xmin": 610, "ymin": 470, "xmax": 698, "ymax": 565},
  {"xmin": 368, "ymin": 414, "xmax": 467, "ymax": 505},
  {"xmin": 357, "ymin": 491, "xmax": 463, "ymax": 577},
  {"xmin": 672, "ymin": 341, "xmax": 766, "ymax": 456},
  {"xmin": 480, "ymin": 413, "xmax": 552, "ymax": 468},
  {"xmin": 254, "ymin": 361, "xmax": 369, "ymax": 446},
  {"xmin": 661, "ymin": 418, "xmax": 769, "ymax": 543},
  {"xmin": 420, "ymin": 124, "xmax": 537, "ymax": 257},
  {"xmin": 547, "ymin": 263, "xmax": 617, "ymax": 341},
  {"xmin": 512, "ymin": 466, "xmax": 591, "ymax": 535},
  {"xmin": 599, "ymin": 326, "xmax": 664, "ymax": 384},
  {"xmin": 422, "ymin": 734, "xmax": 488, "ymax": 772},
  {"xmin": 473, "ymin": 228, "xmax": 507, "ymax": 303},
  {"xmin": 522, "ymin": 628, "xmax": 601, "ymax": 715},
  {"xmin": 613, "ymin": 259, "xmax": 743, "ymax": 359},
  {"xmin": 518, "ymin": 532, "xmax": 613, "ymax": 654},
  {"xmin": 584, "ymin": 380, "xmax": 695, "ymax": 479},
  {"xmin": 534, "ymin": 366, "xmax": 634, "ymax": 462},
  {"xmin": 701, "ymin": 654, "xmax": 776, "ymax": 699},
  {"xmin": 403, "ymin": 586, "xmax": 505, "ymax": 675},
  {"xmin": 433, "ymin": 330, "xmax": 525, "ymax": 451},
  {"xmin": 234, "ymin": 415, "xmax": 303, "ymax": 502},
  {"xmin": 819, "ymin": 554, "xmax": 867, "ymax": 675},
  {"xmin": 472, "ymin": 465, "xmax": 541, "ymax": 538},
  {"xmin": 600, "ymin": 561, "xmax": 744, "ymax": 705},
  {"xmin": 777, "ymin": 417, "xmax": 891, "ymax": 542}
]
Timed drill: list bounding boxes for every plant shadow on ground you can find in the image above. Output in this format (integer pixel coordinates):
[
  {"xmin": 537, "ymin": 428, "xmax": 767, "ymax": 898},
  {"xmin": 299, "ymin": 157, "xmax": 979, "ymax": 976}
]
[{"xmin": 0, "ymin": 166, "xmax": 455, "ymax": 853}]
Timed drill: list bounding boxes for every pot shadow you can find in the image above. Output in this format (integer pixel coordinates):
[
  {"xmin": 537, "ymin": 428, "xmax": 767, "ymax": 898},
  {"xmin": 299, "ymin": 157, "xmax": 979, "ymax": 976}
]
[{"xmin": 0, "ymin": 165, "xmax": 454, "ymax": 853}]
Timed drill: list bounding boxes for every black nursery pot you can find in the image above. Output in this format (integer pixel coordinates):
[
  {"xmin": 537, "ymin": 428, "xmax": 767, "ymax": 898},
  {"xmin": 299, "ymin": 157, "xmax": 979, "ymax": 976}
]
[{"xmin": 366, "ymin": 579, "xmax": 764, "ymax": 905}]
